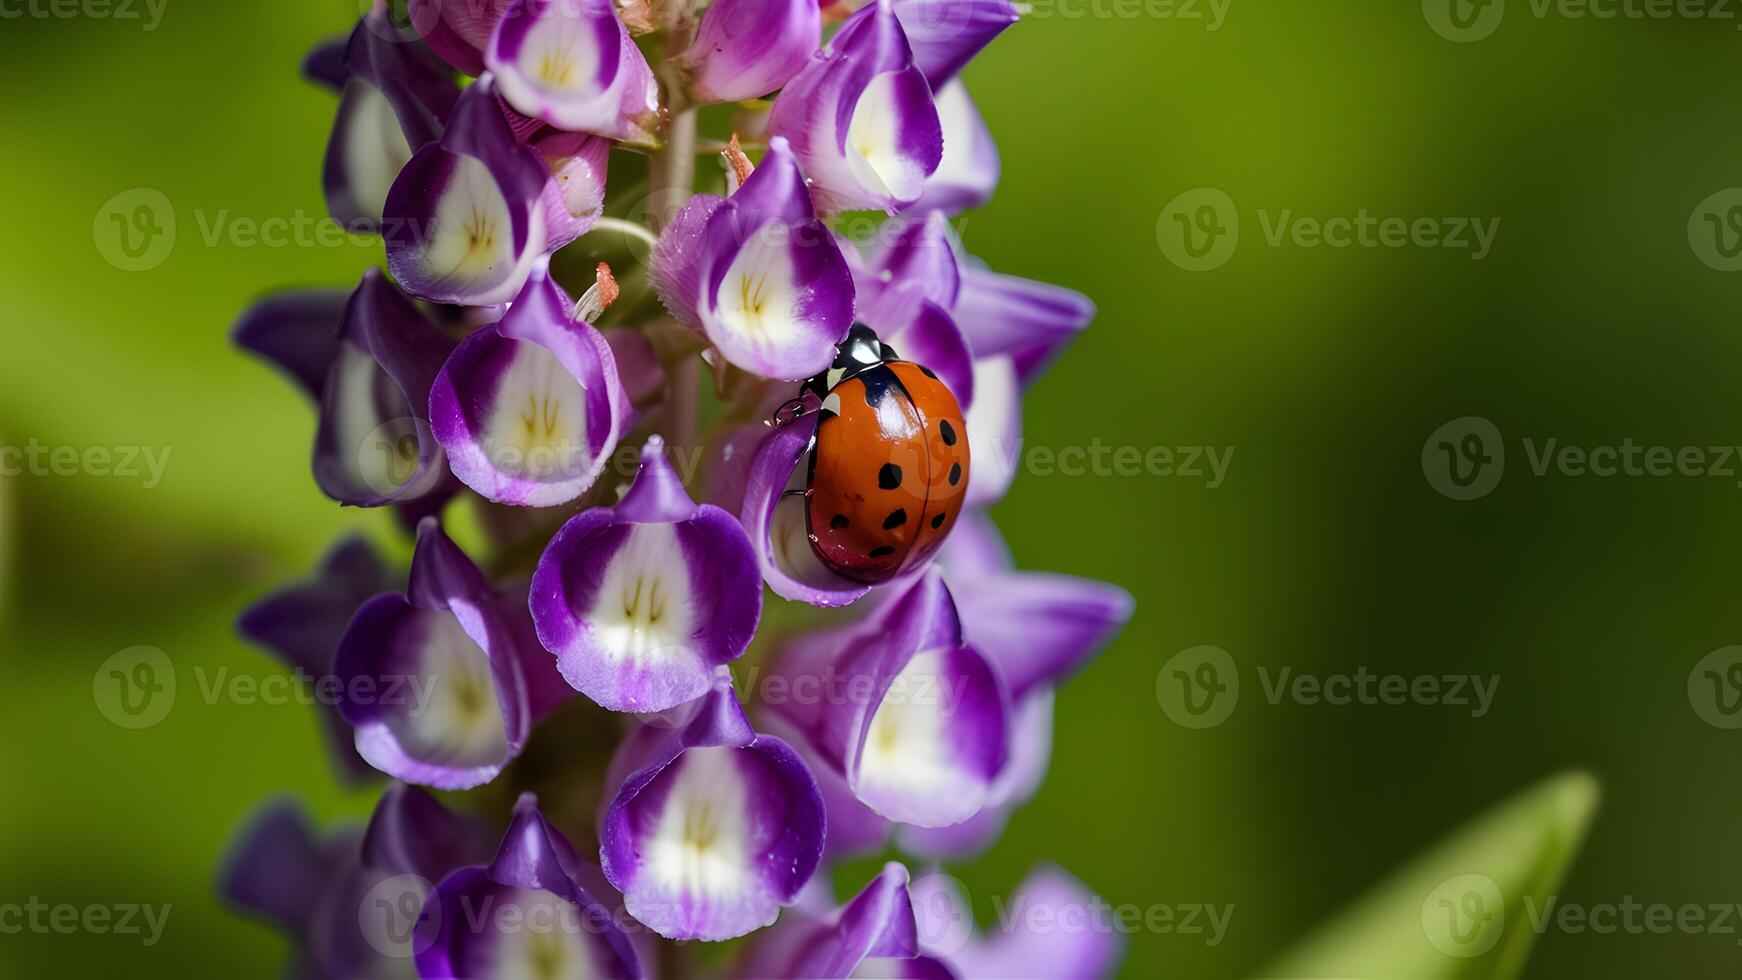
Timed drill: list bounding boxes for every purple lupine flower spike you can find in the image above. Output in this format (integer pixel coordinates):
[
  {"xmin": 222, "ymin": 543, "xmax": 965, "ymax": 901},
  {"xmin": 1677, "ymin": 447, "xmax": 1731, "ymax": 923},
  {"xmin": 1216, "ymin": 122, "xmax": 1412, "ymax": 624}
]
[
  {"xmin": 430, "ymin": 258, "xmax": 624, "ymax": 506},
  {"xmin": 531, "ymin": 436, "xmax": 762, "ymax": 712},
  {"xmin": 409, "ymin": 0, "xmax": 514, "ymax": 75},
  {"xmin": 739, "ymin": 862, "xmax": 930, "ymax": 978},
  {"xmin": 236, "ymin": 535, "xmax": 398, "ymax": 784},
  {"xmin": 678, "ymin": 0, "xmax": 822, "ymax": 104},
  {"xmin": 768, "ymin": 570, "xmax": 1010, "ymax": 827},
  {"xmin": 418, "ymin": 793, "xmax": 643, "ymax": 978},
  {"xmin": 313, "ymin": 270, "xmax": 458, "ymax": 509},
  {"xmin": 384, "ymin": 77, "xmax": 550, "ymax": 307},
  {"xmin": 739, "ymin": 414, "xmax": 875, "ymax": 607},
  {"xmin": 324, "ymin": 11, "xmax": 460, "ymax": 232},
  {"xmin": 487, "ymin": 0, "xmax": 662, "ymax": 143},
  {"xmin": 768, "ymin": 0, "xmax": 944, "ymax": 214},
  {"xmin": 912, "ymin": 79, "xmax": 1000, "ymax": 215},
  {"xmin": 599, "ymin": 674, "xmax": 825, "ymax": 941},
  {"xmin": 335, "ymin": 518, "xmax": 544, "ymax": 789},
  {"xmin": 892, "ymin": 0, "xmax": 1020, "ymax": 88},
  {"xmin": 650, "ymin": 137, "xmax": 855, "ymax": 379}
]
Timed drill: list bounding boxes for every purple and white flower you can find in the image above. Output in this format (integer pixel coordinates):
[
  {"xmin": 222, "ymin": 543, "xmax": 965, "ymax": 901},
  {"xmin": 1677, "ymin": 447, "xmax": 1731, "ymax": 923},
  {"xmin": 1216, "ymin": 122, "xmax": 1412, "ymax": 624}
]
[
  {"xmin": 912, "ymin": 78, "xmax": 1000, "ymax": 215},
  {"xmin": 677, "ymin": 0, "xmax": 821, "ymax": 104},
  {"xmin": 335, "ymin": 518, "xmax": 560, "ymax": 789},
  {"xmin": 531, "ymin": 437, "xmax": 761, "ymax": 712},
  {"xmin": 650, "ymin": 136, "xmax": 855, "ymax": 379},
  {"xmin": 486, "ymin": 0, "xmax": 662, "ymax": 143},
  {"xmin": 740, "ymin": 862, "xmax": 934, "ymax": 977},
  {"xmin": 738, "ymin": 413, "xmax": 875, "ymax": 607},
  {"xmin": 768, "ymin": 0, "xmax": 944, "ymax": 214},
  {"xmin": 384, "ymin": 78, "xmax": 551, "ymax": 308},
  {"xmin": 767, "ymin": 570, "xmax": 1009, "ymax": 827},
  {"xmin": 418, "ymin": 793, "xmax": 642, "ymax": 977},
  {"xmin": 911, "ymin": 865, "xmax": 1126, "ymax": 978},
  {"xmin": 599, "ymin": 674, "xmax": 825, "ymax": 941},
  {"xmin": 430, "ymin": 258, "xmax": 624, "ymax": 506}
]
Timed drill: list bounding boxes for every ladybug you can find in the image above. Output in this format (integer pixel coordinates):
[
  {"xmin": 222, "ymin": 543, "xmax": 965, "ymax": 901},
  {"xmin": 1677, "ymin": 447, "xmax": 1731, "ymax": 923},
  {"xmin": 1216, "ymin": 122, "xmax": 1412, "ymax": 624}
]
[{"xmin": 792, "ymin": 324, "xmax": 970, "ymax": 584}]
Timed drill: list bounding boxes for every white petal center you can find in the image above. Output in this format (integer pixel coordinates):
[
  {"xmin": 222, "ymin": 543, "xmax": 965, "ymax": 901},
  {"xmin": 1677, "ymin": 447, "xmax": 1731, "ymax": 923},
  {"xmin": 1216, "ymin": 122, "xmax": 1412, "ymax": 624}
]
[
  {"xmin": 516, "ymin": 15, "xmax": 606, "ymax": 96},
  {"xmin": 481, "ymin": 342, "xmax": 592, "ymax": 481},
  {"xmin": 390, "ymin": 613, "xmax": 509, "ymax": 768},
  {"xmin": 588, "ymin": 524, "xmax": 698, "ymax": 664},
  {"xmin": 644, "ymin": 747, "xmax": 754, "ymax": 900},
  {"xmin": 712, "ymin": 229, "xmax": 802, "ymax": 355},
  {"xmin": 480, "ymin": 887, "xmax": 606, "ymax": 980},
  {"xmin": 425, "ymin": 155, "xmax": 519, "ymax": 288},
  {"xmin": 846, "ymin": 72, "xmax": 927, "ymax": 202},
  {"xmin": 856, "ymin": 650, "xmax": 965, "ymax": 808},
  {"xmin": 341, "ymin": 80, "xmax": 413, "ymax": 223}
]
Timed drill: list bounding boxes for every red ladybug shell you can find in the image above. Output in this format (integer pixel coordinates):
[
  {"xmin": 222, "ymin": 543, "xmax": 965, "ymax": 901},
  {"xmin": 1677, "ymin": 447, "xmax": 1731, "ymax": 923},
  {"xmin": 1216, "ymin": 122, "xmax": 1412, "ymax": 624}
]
[{"xmin": 805, "ymin": 359, "xmax": 970, "ymax": 584}]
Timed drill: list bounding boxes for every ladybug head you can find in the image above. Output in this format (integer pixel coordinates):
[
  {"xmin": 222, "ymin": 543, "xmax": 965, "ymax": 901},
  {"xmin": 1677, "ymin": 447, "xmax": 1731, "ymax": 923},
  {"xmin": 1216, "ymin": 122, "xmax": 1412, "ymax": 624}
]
[{"xmin": 807, "ymin": 324, "xmax": 900, "ymax": 395}]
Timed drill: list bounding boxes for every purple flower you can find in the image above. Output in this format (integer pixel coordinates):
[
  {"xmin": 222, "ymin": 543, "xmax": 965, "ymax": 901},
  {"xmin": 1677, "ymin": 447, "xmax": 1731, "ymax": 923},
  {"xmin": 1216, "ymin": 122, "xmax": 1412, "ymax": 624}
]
[
  {"xmin": 892, "ymin": 0, "xmax": 1020, "ymax": 88},
  {"xmin": 766, "ymin": 570, "xmax": 1009, "ymax": 827},
  {"xmin": 739, "ymin": 862, "xmax": 934, "ymax": 977},
  {"xmin": 768, "ymin": 0, "xmax": 943, "ymax": 214},
  {"xmin": 955, "ymin": 263, "xmax": 1098, "ymax": 386},
  {"xmin": 430, "ymin": 258, "xmax": 624, "ymax": 506},
  {"xmin": 738, "ymin": 413, "xmax": 875, "ymax": 607},
  {"xmin": 911, "ymin": 865, "xmax": 1125, "ymax": 979},
  {"xmin": 219, "ymin": 785, "xmax": 492, "ymax": 977},
  {"xmin": 236, "ymin": 535, "xmax": 398, "ymax": 784},
  {"xmin": 313, "ymin": 270, "xmax": 459, "ymax": 510},
  {"xmin": 384, "ymin": 78, "xmax": 551, "ymax": 307},
  {"xmin": 418, "ymin": 793, "xmax": 642, "ymax": 978},
  {"xmin": 323, "ymin": 11, "xmax": 460, "ymax": 232},
  {"xmin": 486, "ymin": 0, "xmax": 662, "ymax": 142},
  {"xmin": 912, "ymin": 79, "xmax": 1000, "ymax": 215},
  {"xmin": 335, "ymin": 518, "xmax": 563, "ymax": 789},
  {"xmin": 232, "ymin": 287, "xmax": 350, "ymax": 401},
  {"xmin": 599, "ymin": 675, "xmax": 825, "ymax": 941},
  {"xmin": 678, "ymin": 0, "xmax": 821, "ymax": 104},
  {"xmin": 531, "ymin": 437, "xmax": 761, "ymax": 712},
  {"xmin": 854, "ymin": 211, "xmax": 976, "ymax": 405},
  {"xmin": 650, "ymin": 137, "xmax": 855, "ymax": 379},
  {"xmin": 409, "ymin": 0, "xmax": 513, "ymax": 75}
]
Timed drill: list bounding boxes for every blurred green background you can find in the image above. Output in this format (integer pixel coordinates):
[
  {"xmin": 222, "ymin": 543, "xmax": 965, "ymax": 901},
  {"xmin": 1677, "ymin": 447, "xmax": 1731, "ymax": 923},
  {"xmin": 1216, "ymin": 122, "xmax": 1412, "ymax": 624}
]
[{"xmin": 6, "ymin": 0, "xmax": 1742, "ymax": 976}]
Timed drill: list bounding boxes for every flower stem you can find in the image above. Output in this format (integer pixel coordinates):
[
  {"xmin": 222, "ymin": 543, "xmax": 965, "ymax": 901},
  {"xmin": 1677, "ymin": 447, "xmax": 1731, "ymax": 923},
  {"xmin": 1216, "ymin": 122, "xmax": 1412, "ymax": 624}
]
[{"xmin": 648, "ymin": 19, "xmax": 701, "ymax": 476}]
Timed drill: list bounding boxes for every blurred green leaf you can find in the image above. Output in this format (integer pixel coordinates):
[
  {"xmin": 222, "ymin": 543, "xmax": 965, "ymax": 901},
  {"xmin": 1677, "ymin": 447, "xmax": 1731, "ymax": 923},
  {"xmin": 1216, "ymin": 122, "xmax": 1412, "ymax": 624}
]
[{"xmin": 1264, "ymin": 771, "xmax": 1599, "ymax": 980}]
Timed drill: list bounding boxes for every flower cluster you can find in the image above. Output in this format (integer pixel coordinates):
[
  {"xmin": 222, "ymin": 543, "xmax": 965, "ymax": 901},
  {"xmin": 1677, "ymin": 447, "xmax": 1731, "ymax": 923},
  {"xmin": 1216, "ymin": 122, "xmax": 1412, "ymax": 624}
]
[{"xmin": 225, "ymin": 0, "xmax": 1131, "ymax": 976}]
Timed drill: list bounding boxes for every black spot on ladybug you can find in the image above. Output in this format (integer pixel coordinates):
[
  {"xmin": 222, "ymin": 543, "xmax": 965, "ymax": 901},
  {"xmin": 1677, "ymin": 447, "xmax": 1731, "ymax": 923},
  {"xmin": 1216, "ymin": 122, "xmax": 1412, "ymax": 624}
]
[
  {"xmin": 939, "ymin": 419, "xmax": 957, "ymax": 446},
  {"xmin": 948, "ymin": 462, "xmax": 962, "ymax": 486},
  {"xmin": 883, "ymin": 508, "xmax": 907, "ymax": 530},
  {"xmin": 918, "ymin": 364, "xmax": 938, "ymax": 380},
  {"xmin": 869, "ymin": 546, "xmax": 895, "ymax": 558},
  {"xmin": 931, "ymin": 512, "xmax": 946, "ymax": 529},
  {"xmin": 878, "ymin": 463, "xmax": 902, "ymax": 490},
  {"xmin": 830, "ymin": 513, "xmax": 850, "ymax": 530}
]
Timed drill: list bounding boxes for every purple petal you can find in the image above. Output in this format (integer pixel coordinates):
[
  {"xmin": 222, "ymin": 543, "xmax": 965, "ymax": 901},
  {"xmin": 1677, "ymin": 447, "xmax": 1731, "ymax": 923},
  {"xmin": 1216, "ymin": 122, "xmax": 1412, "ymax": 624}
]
[
  {"xmin": 896, "ymin": 687, "xmax": 1050, "ymax": 859},
  {"xmin": 313, "ymin": 271, "xmax": 458, "ymax": 508},
  {"xmin": 302, "ymin": 36, "xmax": 348, "ymax": 91},
  {"xmin": 649, "ymin": 193, "xmax": 728, "ymax": 332},
  {"xmin": 334, "ymin": 522, "xmax": 532, "ymax": 789},
  {"xmin": 430, "ymin": 259, "xmax": 624, "ymax": 507},
  {"xmin": 534, "ymin": 130, "xmax": 610, "ymax": 250},
  {"xmin": 218, "ymin": 801, "xmax": 346, "ymax": 932},
  {"xmin": 487, "ymin": 0, "xmax": 662, "ymax": 142},
  {"xmin": 600, "ymin": 680, "xmax": 825, "ymax": 941},
  {"xmin": 530, "ymin": 438, "xmax": 762, "ymax": 712},
  {"xmin": 236, "ymin": 535, "xmax": 397, "ymax": 784},
  {"xmin": 953, "ymin": 265, "xmax": 1095, "ymax": 385},
  {"xmin": 961, "ymin": 355, "xmax": 1020, "ymax": 509},
  {"xmin": 740, "ymin": 862, "xmax": 920, "ymax": 978},
  {"xmin": 768, "ymin": 0, "xmax": 943, "ymax": 214},
  {"xmin": 863, "ymin": 209, "xmax": 962, "ymax": 309},
  {"xmin": 738, "ymin": 415, "xmax": 874, "ymax": 607},
  {"xmin": 681, "ymin": 0, "xmax": 821, "ymax": 103},
  {"xmin": 409, "ymin": 0, "xmax": 513, "ymax": 75},
  {"xmin": 892, "ymin": 0, "xmax": 1020, "ymax": 87},
  {"xmin": 417, "ymin": 794, "xmax": 642, "ymax": 978},
  {"xmin": 384, "ymin": 79, "xmax": 551, "ymax": 307},
  {"xmin": 947, "ymin": 865, "xmax": 1125, "ymax": 980},
  {"xmin": 955, "ymin": 572, "xmax": 1133, "ymax": 700},
  {"xmin": 232, "ymin": 288, "xmax": 349, "ymax": 401},
  {"xmin": 361, "ymin": 783, "xmax": 495, "ymax": 883},
  {"xmin": 761, "ymin": 710, "xmax": 891, "ymax": 860},
  {"xmin": 912, "ymin": 79, "xmax": 1000, "ymax": 214}
]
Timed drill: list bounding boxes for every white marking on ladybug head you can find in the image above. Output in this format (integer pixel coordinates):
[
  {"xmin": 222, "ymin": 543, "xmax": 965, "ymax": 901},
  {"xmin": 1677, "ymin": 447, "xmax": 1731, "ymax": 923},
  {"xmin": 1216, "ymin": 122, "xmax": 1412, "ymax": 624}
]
[
  {"xmin": 820, "ymin": 392, "xmax": 842, "ymax": 416},
  {"xmin": 826, "ymin": 367, "xmax": 845, "ymax": 390}
]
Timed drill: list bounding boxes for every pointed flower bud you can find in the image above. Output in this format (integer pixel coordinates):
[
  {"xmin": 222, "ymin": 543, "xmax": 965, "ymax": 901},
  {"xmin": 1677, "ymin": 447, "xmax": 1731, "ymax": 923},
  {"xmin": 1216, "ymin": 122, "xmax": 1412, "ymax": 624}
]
[
  {"xmin": 430, "ymin": 258, "xmax": 625, "ymax": 506},
  {"xmin": 531, "ymin": 437, "xmax": 762, "ymax": 712},
  {"xmin": 599, "ymin": 676, "xmax": 825, "ymax": 940},
  {"xmin": 768, "ymin": 0, "xmax": 943, "ymax": 214},
  {"xmin": 417, "ymin": 794, "xmax": 643, "ymax": 977},
  {"xmin": 487, "ymin": 0, "xmax": 661, "ymax": 143},
  {"xmin": 650, "ymin": 137, "xmax": 855, "ymax": 379},
  {"xmin": 334, "ymin": 519, "xmax": 559, "ymax": 789},
  {"xmin": 385, "ymin": 78, "xmax": 551, "ymax": 307},
  {"xmin": 740, "ymin": 863, "xmax": 930, "ymax": 978},
  {"xmin": 678, "ymin": 0, "xmax": 822, "ymax": 104}
]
